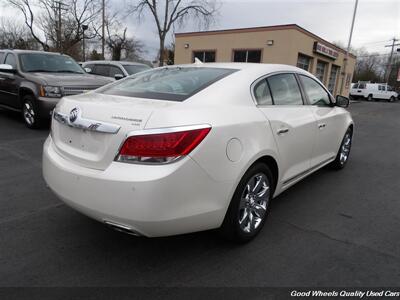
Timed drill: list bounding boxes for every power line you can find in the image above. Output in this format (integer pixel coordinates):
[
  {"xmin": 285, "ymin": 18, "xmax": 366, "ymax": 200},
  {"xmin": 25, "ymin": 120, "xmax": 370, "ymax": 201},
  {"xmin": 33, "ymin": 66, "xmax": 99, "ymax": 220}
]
[
  {"xmin": 358, "ymin": 39, "xmax": 392, "ymax": 46},
  {"xmin": 357, "ymin": 53, "xmax": 391, "ymax": 58}
]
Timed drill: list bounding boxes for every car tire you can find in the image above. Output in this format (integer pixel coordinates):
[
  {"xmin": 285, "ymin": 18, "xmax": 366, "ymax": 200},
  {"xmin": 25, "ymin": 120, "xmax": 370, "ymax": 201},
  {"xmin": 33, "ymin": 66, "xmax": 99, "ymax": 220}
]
[
  {"xmin": 219, "ymin": 162, "xmax": 274, "ymax": 243},
  {"xmin": 330, "ymin": 128, "xmax": 353, "ymax": 170},
  {"xmin": 22, "ymin": 95, "xmax": 41, "ymax": 129},
  {"xmin": 367, "ymin": 94, "xmax": 373, "ymax": 101},
  {"xmin": 389, "ymin": 96, "xmax": 395, "ymax": 102}
]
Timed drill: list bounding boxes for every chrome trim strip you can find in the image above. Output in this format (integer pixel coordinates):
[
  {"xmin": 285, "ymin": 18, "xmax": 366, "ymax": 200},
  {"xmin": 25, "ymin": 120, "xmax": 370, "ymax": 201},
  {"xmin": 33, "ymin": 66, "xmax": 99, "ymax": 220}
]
[
  {"xmin": 282, "ymin": 156, "xmax": 335, "ymax": 186},
  {"xmin": 126, "ymin": 124, "xmax": 212, "ymax": 138},
  {"xmin": 53, "ymin": 108, "xmax": 121, "ymax": 134}
]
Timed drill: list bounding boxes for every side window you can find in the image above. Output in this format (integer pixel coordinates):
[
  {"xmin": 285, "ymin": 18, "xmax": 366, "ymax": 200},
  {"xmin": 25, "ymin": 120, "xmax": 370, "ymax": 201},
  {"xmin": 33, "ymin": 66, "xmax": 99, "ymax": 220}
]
[
  {"xmin": 353, "ymin": 83, "xmax": 359, "ymax": 89},
  {"xmin": 0, "ymin": 52, "xmax": 4, "ymax": 64},
  {"xmin": 5, "ymin": 54, "xmax": 17, "ymax": 69},
  {"xmin": 93, "ymin": 65, "xmax": 110, "ymax": 77},
  {"xmin": 267, "ymin": 74, "xmax": 303, "ymax": 105},
  {"xmin": 299, "ymin": 75, "xmax": 331, "ymax": 106},
  {"xmin": 109, "ymin": 65, "xmax": 123, "ymax": 77},
  {"xmin": 253, "ymin": 79, "xmax": 273, "ymax": 105}
]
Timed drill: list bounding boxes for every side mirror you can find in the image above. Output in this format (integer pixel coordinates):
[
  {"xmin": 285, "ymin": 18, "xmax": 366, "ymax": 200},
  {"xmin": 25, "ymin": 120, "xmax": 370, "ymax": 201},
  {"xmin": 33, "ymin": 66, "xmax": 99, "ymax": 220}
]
[
  {"xmin": 0, "ymin": 64, "xmax": 17, "ymax": 73},
  {"xmin": 114, "ymin": 74, "xmax": 124, "ymax": 80},
  {"xmin": 336, "ymin": 95, "xmax": 350, "ymax": 108},
  {"xmin": 84, "ymin": 67, "xmax": 92, "ymax": 73}
]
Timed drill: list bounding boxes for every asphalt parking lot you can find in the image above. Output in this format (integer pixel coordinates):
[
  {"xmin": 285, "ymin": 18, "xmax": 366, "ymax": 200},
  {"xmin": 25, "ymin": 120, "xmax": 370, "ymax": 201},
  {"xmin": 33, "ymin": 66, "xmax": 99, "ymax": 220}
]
[{"xmin": 0, "ymin": 101, "xmax": 399, "ymax": 288}]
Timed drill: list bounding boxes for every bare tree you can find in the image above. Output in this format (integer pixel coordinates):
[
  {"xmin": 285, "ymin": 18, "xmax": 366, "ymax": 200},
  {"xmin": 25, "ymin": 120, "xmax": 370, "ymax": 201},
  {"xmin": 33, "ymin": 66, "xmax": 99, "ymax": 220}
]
[
  {"xmin": 7, "ymin": 0, "xmax": 51, "ymax": 50},
  {"xmin": 0, "ymin": 17, "xmax": 40, "ymax": 49},
  {"xmin": 352, "ymin": 48, "xmax": 386, "ymax": 83},
  {"xmin": 90, "ymin": 9, "xmax": 145, "ymax": 61},
  {"xmin": 129, "ymin": 0, "xmax": 219, "ymax": 66},
  {"xmin": 6, "ymin": 0, "xmax": 101, "ymax": 58}
]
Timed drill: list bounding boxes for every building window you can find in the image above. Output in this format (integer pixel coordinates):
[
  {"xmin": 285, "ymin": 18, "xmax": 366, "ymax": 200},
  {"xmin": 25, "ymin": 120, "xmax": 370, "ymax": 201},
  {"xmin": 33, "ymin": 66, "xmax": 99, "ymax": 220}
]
[
  {"xmin": 297, "ymin": 54, "xmax": 312, "ymax": 71},
  {"xmin": 233, "ymin": 50, "xmax": 262, "ymax": 63},
  {"xmin": 316, "ymin": 60, "xmax": 327, "ymax": 83},
  {"xmin": 328, "ymin": 65, "xmax": 340, "ymax": 94},
  {"xmin": 193, "ymin": 50, "xmax": 216, "ymax": 62}
]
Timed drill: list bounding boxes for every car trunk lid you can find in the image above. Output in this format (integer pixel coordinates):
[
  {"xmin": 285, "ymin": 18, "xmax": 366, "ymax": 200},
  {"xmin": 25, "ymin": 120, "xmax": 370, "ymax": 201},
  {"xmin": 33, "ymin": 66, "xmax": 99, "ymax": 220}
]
[{"xmin": 51, "ymin": 93, "xmax": 174, "ymax": 170}]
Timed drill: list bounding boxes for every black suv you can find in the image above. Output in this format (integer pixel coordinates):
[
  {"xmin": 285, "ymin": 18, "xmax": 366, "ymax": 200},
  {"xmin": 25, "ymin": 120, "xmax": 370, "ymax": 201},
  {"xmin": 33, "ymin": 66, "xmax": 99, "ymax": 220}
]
[{"xmin": 0, "ymin": 50, "xmax": 113, "ymax": 128}]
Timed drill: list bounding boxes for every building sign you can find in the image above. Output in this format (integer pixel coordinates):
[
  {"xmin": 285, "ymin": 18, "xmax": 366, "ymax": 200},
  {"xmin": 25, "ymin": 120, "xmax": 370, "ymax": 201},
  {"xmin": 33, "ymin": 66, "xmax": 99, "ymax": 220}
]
[{"xmin": 313, "ymin": 42, "xmax": 339, "ymax": 60}]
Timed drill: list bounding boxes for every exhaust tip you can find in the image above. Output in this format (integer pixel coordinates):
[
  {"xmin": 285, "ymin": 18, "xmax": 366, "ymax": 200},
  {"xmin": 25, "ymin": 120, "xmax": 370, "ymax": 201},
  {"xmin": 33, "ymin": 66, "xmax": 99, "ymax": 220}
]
[{"xmin": 104, "ymin": 220, "xmax": 142, "ymax": 237}]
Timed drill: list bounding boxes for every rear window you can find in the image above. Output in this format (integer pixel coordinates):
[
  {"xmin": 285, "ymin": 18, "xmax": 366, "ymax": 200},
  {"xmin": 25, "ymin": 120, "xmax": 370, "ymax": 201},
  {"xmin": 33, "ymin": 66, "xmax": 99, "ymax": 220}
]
[
  {"xmin": 123, "ymin": 64, "xmax": 151, "ymax": 75},
  {"xmin": 0, "ymin": 52, "xmax": 4, "ymax": 63},
  {"xmin": 99, "ymin": 67, "xmax": 237, "ymax": 101}
]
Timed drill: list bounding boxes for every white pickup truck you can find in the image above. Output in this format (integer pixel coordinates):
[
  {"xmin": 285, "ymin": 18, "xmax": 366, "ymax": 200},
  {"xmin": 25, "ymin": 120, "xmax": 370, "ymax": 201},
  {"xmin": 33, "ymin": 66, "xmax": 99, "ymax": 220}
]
[{"xmin": 350, "ymin": 82, "xmax": 398, "ymax": 102}]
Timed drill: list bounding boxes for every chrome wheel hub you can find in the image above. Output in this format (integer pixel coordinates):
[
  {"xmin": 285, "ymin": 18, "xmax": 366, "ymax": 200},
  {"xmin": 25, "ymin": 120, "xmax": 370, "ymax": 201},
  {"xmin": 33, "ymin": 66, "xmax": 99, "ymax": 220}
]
[
  {"xmin": 238, "ymin": 173, "xmax": 270, "ymax": 234},
  {"xmin": 23, "ymin": 103, "xmax": 35, "ymax": 125},
  {"xmin": 340, "ymin": 132, "xmax": 352, "ymax": 164}
]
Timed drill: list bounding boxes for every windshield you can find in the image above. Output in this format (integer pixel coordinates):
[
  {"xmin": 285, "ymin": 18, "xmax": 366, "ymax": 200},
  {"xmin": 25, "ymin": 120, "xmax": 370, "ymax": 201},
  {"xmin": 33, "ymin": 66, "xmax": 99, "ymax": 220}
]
[
  {"xmin": 99, "ymin": 67, "xmax": 237, "ymax": 101},
  {"xmin": 19, "ymin": 53, "xmax": 84, "ymax": 73},
  {"xmin": 123, "ymin": 64, "xmax": 151, "ymax": 75}
]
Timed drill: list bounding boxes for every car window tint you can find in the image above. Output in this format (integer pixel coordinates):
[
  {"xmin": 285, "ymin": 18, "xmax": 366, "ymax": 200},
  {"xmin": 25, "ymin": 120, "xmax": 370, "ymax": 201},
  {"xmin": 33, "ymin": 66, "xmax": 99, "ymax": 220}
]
[
  {"xmin": 94, "ymin": 65, "xmax": 110, "ymax": 77},
  {"xmin": 253, "ymin": 79, "xmax": 272, "ymax": 105},
  {"xmin": 267, "ymin": 74, "xmax": 303, "ymax": 105},
  {"xmin": 19, "ymin": 53, "xmax": 83, "ymax": 73},
  {"xmin": 5, "ymin": 54, "xmax": 17, "ymax": 69},
  {"xmin": 353, "ymin": 83, "xmax": 358, "ymax": 89},
  {"xmin": 109, "ymin": 65, "xmax": 123, "ymax": 77},
  {"xmin": 299, "ymin": 75, "xmax": 331, "ymax": 106},
  {"xmin": 100, "ymin": 67, "xmax": 237, "ymax": 101}
]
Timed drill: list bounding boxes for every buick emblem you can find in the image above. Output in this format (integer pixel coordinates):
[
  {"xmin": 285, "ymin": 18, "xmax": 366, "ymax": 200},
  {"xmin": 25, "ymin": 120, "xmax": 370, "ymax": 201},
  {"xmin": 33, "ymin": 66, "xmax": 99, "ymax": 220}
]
[{"xmin": 69, "ymin": 107, "xmax": 79, "ymax": 123}]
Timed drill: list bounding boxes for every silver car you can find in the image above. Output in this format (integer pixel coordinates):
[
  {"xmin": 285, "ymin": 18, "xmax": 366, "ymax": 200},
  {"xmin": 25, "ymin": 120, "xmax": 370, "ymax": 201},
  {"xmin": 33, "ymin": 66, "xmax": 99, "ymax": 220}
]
[{"xmin": 82, "ymin": 60, "xmax": 151, "ymax": 80}]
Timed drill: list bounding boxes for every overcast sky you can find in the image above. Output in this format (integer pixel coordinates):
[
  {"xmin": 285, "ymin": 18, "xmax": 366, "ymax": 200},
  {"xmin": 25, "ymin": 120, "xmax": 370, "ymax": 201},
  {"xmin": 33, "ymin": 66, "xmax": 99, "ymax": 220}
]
[{"xmin": 1, "ymin": 0, "xmax": 399, "ymax": 60}]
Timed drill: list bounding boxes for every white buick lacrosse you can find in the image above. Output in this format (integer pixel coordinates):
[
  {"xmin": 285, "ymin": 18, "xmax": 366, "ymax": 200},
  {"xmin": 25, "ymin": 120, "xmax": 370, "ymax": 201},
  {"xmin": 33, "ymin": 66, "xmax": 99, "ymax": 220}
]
[{"xmin": 43, "ymin": 63, "xmax": 353, "ymax": 242}]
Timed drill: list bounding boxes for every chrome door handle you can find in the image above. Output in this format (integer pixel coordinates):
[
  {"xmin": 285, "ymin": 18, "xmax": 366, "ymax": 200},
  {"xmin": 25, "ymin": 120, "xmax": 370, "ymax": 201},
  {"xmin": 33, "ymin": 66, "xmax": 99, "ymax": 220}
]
[
  {"xmin": 318, "ymin": 123, "xmax": 326, "ymax": 129},
  {"xmin": 277, "ymin": 128, "xmax": 289, "ymax": 135}
]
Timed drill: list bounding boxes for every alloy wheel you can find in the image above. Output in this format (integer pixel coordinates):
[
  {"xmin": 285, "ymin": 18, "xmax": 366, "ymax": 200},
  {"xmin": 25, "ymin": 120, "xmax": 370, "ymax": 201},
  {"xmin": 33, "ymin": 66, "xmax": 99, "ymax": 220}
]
[
  {"xmin": 23, "ymin": 102, "xmax": 35, "ymax": 126},
  {"xmin": 238, "ymin": 173, "xmax": 270, "ymax": 234},
  {"xmin": 340, "ymin": 132, "xmax": 352, "ymax": 164}
]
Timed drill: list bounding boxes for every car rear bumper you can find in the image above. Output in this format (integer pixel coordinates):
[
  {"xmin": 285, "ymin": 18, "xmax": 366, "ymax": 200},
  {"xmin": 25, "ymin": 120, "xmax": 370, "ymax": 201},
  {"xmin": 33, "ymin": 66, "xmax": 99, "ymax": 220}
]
[{"xmin": 42, "ymin": 136, "xmax": 233, "ymax": 237}]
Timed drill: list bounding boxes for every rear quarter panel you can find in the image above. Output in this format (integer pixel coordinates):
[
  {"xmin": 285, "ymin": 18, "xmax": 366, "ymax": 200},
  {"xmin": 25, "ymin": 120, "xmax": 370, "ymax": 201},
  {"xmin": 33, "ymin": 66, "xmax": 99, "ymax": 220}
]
[{"xmin": 145, "ymin": 103, "xmax": 281, "ymax": 209}]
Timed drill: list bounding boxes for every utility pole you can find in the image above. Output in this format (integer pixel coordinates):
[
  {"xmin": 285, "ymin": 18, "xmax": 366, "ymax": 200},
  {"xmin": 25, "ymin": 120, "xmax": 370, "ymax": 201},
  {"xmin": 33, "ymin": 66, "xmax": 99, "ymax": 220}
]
[
  {"xmin": 340, "ymin": 0, "xmax": 358, "ymax": 95},
  {"xmin": 102, "ymin": 0, "xmax": 105, "ymax": 59},
  {"xmin": 82, "ymin": 24, "xmax": 88, "ymax": 62},
  {"xmin": 53, "ymin": 1, "xmax": 67, "ymax": 52},
  {"xmin": 384, "ymin": 38, "xmax": 400, "ymax": 83}
]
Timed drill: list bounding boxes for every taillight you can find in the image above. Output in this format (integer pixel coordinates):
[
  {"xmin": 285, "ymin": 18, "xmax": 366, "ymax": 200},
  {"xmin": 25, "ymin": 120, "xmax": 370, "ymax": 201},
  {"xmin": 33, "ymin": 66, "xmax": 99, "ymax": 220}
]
[{"xmin": 116, "ymin": 126, "xmax": 211, "ymax": 164}]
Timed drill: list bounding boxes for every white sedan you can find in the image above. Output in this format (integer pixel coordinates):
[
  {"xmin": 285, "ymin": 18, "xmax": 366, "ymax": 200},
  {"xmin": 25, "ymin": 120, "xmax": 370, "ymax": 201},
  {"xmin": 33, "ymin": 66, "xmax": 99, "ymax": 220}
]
[{"xmin": 43, "ymin": 63, "xmax": 353, "ymax": 242}]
